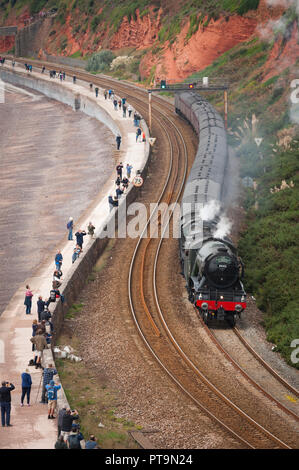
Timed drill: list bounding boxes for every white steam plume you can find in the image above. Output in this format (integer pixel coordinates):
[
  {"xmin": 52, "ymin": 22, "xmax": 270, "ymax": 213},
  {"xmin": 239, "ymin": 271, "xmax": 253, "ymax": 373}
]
[
  {"xmin": 213, "ymin": 215, "xmax": 232, "ymax": 239},
  {"xmin": 199, "ymin": 200, "xmax": 220, "ymax": 221},
  {"xmin": 266, "ymin": 0, "xmax": 299, "ymax": 13}
]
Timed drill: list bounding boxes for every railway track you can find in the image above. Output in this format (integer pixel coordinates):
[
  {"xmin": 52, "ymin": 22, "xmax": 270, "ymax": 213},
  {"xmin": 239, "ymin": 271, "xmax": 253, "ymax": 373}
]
[
  {"xmin": 4, "ymin": 57, "xmax": 298, "ymax": 448},
  {"xmin": 195, "ymin": 313, "xmax": 299, "ymax": 421}
]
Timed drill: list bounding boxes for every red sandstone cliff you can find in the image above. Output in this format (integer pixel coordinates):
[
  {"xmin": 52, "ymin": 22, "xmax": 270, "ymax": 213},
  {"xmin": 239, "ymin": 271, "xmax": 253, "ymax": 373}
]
[{"xmin": 0, "ymin": 0, "xmax": 296, "ymax": 82}]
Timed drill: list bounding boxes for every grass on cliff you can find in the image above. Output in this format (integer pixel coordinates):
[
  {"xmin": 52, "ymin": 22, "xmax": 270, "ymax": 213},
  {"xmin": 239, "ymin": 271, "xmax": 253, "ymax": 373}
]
[
  {"xmin": 55, "ymin": 352, "xmax": 141, "ymax": 449},
  {"xmin": 238, "ymin": 144, "xmax": 299, "ymax": 369},
  {"xmin": 185, "ymin": 23, "xmax": 299, "ymax": 368}
]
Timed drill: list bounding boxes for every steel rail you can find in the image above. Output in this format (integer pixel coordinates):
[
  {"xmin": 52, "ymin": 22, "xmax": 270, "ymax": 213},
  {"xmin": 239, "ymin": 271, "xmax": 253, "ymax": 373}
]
[
  {"xmin": 127, "ymin": 111, "xmax": 254, "ymax": 449},
  {"xmin": 233, "ymin": 326, "xmax": 299, "ymax": 398},
  {"xmin": 195, "ymin": 312, "xmax": 299, "ymax": 422},
  {"xmin": 152, "ymin": 222, "xmax": 292, "ymax": 450}
]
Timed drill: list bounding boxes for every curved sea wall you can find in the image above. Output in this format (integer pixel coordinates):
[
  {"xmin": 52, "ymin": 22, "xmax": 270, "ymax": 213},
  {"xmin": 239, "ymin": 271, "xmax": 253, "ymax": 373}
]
[{"xmin": 0, "ymin": 67, "xmax": 151, "ymax": 429}]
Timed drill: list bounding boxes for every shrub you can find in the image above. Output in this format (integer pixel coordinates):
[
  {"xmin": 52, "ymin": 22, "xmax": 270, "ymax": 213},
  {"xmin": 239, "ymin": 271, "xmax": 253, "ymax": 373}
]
[
  {"xmin": 86, "ymin": 50, "xmax": 115, "ymax": 72},
  {"xmin": 110, "ymin": 55, "xmax": 134, "ymax": 72}
]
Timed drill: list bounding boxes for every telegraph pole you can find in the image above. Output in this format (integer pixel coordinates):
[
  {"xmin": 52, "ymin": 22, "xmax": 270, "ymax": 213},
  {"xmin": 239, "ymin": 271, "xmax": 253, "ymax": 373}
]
[
  {"xmin": 148, "ymin": 91, "xmax": 152, "ymax": 135},
  {"xmin": 224, "ymin": 90, "xmax": 228, "ymax": 129}
]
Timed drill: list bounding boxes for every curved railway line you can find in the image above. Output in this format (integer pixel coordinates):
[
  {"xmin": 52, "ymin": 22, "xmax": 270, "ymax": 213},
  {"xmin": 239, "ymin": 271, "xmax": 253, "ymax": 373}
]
[
  {"xmin": 196, "ymin": 313, "xmax": 299, "ymax": 420},
  {"xmin": 3, "ymin": 57, "xmax": 298, "ymax": 449}
]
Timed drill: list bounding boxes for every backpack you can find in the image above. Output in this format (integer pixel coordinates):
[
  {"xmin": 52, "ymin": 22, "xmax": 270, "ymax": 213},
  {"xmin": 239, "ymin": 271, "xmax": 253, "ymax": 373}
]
[
  {"xmin": 67, "ymin": 222, "xmax": 70, "ymax": 229},
  {"xmin": 47, "ymin": 387, "xmax": 55, "ymax": 400},
  {"xmin": 68, "ymin": 434, "xmax": 81, "ymax": 449}
]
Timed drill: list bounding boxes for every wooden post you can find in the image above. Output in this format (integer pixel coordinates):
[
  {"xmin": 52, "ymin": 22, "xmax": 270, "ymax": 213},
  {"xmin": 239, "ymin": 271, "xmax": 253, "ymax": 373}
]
[
  {"xmin": 224, "ymin": 90, "xmax": 228, "ymax": 129},
  {"xmin": 148, "ymin": 91, "xmax": 152, "ymax": 136}
]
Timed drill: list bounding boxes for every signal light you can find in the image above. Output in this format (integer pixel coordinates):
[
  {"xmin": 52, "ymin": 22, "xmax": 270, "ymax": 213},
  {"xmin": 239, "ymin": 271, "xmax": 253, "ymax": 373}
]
[
  {"xmin": 160, "ymin": 80, "xmax": 166, "ymax": 89},
  {"xmin": 189, "ymin": 83, "xmax": 195, "ymax": 89}
]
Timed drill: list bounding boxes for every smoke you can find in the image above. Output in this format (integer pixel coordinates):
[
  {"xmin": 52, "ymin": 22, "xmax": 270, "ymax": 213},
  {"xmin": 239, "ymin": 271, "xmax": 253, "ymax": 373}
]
[
  {"xmin": 257, "ymin": 1, "xmax": 299, "ymax": 41},
  {"xmin": 266, "ymin": 0, "xmax": 299, "ymax": 13},
  {"xmin": 257, "ymin": 16, "xmax": 288, "ymax": 41},
  {"xmin": 199, "ymin": 200, "xmax": 220, "ymax": 221},
  {"xmin": 213, "ymin": 215, "xmax": 232, "ymax": 239}
]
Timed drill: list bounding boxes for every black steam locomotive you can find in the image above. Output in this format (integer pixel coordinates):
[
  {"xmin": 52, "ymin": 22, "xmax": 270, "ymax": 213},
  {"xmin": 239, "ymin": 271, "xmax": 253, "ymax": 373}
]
[{"xmin": 176, "ymin": 91, "xmax": 246, "ymax": 327}]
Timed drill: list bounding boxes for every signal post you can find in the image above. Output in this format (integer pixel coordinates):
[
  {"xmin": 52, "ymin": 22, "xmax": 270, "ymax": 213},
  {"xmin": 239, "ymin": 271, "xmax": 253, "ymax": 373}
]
[{"xmin": 148, "ymin": 79, "xmax": 229, "ymax": 135}]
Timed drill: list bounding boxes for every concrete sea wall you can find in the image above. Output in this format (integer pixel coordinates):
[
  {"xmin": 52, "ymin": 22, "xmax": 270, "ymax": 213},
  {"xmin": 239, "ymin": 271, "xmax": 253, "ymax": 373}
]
[{"xmin": 0, "ymin": 67, "xmax": 151, "ymax": 420}]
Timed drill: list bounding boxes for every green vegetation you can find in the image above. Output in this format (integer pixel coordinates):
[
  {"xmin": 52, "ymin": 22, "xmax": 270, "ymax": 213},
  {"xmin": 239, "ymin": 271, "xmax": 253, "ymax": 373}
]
[
  {"xmin": 65, "ymin": 302, "xmax": 84, "ymax": 319},
  {"xmin": 185, "ymin": 11, "xmax": 299, "ymax": 367},
  {"xmin": 238, "ymin": 145, "xmax": 299, "ymax": 368},
  {"xmin": 86, "ymin": 50, "xmax": 115, "ymax": 72},
  {"xmin": 55, "ymin": 329, "xmax": 140, "ymax": 448}
]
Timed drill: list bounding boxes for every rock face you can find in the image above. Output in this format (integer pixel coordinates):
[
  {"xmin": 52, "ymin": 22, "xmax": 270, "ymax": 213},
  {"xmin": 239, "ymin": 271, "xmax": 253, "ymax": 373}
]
[
  {"xmin": 263, "ymin": 21, "xmax": 299, "ymax": 81},
  {"xmin": 140, "ymin": 15, "xmax": 258, "ymax": 82},
  {"xmin": 0, "ymin": 0, "xmax": 294, "ymax": 81}
]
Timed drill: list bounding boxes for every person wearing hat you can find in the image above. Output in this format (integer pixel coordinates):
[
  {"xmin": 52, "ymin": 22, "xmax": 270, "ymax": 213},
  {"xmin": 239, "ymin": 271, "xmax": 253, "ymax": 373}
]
[
  {"xmin": 45, "ymin": 380, "xmax": 61, "ymax": 419},
  {"xmin": 67, "ymin": 423, "xmax": 84, "ymax": 449},
  {"xmin": 67, "ymin": 217, "xmax": 73, "ymax": 240},
  {"xmin": 41, "ymin": 363, "xmax": 57, "ymax": 404},
  {"xmin": 21, "ymin": 369, "xmax": 32, "ymax": 406}
]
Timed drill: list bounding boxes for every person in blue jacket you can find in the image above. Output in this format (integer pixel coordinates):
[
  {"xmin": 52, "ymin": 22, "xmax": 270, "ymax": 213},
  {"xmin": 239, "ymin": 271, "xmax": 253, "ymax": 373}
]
[
  {"xmin": 67, "ymin": 217, "xmax": 73, "ymax": 240},
  {"xmin": 21, "ymin": 369, "xmax": 32, "ymax": 406},
  {"xmin": 55, "ymin": 251, "xmax": 63, "ymax": 271}
]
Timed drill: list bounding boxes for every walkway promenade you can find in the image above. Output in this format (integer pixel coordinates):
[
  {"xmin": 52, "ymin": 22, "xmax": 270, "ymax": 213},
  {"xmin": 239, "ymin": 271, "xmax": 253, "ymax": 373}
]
[{"xmin": 0, "ymin": 61, "xmax": 148, "ymax": 448}]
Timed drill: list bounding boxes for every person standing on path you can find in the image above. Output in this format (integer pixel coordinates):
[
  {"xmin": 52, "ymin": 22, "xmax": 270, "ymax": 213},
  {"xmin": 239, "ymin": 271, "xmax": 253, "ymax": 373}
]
[
  {"xmin": 116, "ymin": 134, "xmax": 121, "ymax": 150},
  {"xmin": 24, "ymin": 285, "xmax": 33, "ymax": 315},
  {"xmin": 37, "ymin": 296, "xmax": 45, "ymax": 321},
  {"xmin": 75, "ymin": 230, "xmax": 87, "ymax": 249},
  {"xmin": 58, "ymin": 407, "xmax": 67, "ymax": 438},
  {"xmin": 60, "ymin": 409, "xmax": 79, "ymax": 441},
  {"xmin": 67, "ymin": 217, "xmax": 73, "ymax": 240},
  {"xmin": 136, "ymin": 127, "xmax": 142, "ymax": 142},
  {"xmin": 95, "ymin": 87, "xmax": 99, "ymax": 97},
  {"xmin": 0, "ymin": 381, "xmax": 15, "ymax": 427},
  {"xmin": 31, "ymin": 319, "xmax": 38, "ymax": 354},
  {"xmin": 45, "ymin": 380, "xmax": 61, "ymax": 419},
  {"xmin": 30, "ymin": 330, "xmax": 47, "ymax": 369},
  {"xmin": 55, "ymin": 251, "xmax": 63, "ymax": 271},
  {"xmin": 128, "ymin": 105, "xmax": 132, "ymax": 118},
  {"xmin": 20, "ymin": 369, "xmax": 32, "ymax": 406},
  {"xmin": 116, "ymin": 162, "xmax": 123, "ymax": 179},
  {"xmin": 41, "ymin": 364, "xmax": 57, "ymax": 404},
  {"xmin": 126, "ymin": 163, "xmax": 133, "ymax": 179},
  {"xmin": 88, "ymin": 222, "xmax": 95, "ymax": 238}
]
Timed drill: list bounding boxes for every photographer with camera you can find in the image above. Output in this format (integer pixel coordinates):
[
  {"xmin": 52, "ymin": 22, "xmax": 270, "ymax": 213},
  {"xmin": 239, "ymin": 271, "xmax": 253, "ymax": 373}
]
[
  {"xmin": 0, "ymin": 381, "xmax": 15, "ymax": 427},
  {"xmin": 60, "ymin": 408, "xmax": 79, "ymax": 442}
]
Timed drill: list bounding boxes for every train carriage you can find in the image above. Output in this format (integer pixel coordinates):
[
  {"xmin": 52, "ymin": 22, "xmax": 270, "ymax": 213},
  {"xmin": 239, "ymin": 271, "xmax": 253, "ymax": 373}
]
[{"xmin": 176, "ymin": 91, "xmax": 246, "ymax": 327}]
